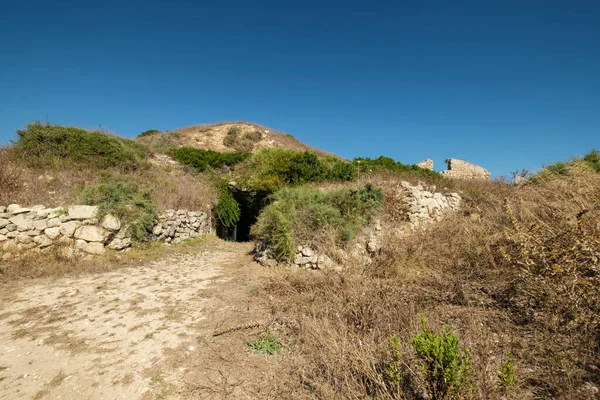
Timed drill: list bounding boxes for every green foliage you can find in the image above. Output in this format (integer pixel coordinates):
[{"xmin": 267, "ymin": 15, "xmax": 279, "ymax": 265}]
[
  {"xmin": 80, "ymin": 180, "xmax": 156, "ymax": 241},
  {"xmin": 498, "ymin": 353, "xmax": 516, "ymax": 392},
  {"xmin": 252, "ymin": 184, "xmax": 384, "ymax": 261},
  {"xmin": 223, "ymin": 126, "xmax": 260, "ymax": 152},
  {"xmin": 138, "ymin": 129, "xmax": 161, "ymax": 138},
  {"xmin": 240, "ymin": 149, "xmax": 355, "ymax": 192},
  {"xmin": 248, "ymin": 328, "xmax": 282, "ymax": 355},
  {"xmin": 171, "ymin": 147, "xmax": 251, "ymax": 172},
  {"xmin": 411, "ymin": 318, "xmax": 471, "ymax": 400},
  {"xmin": 214, "ymin": 182, "xmax": 241, "ymax": 229},
  {"xmin": 353, "ymin": 156, "xmax": 443, "ymax": 181},
  {"xmin": 583, "ymin": 150, "xmax": 600, "ymax": 172},
  {"xmin": 386, "ymin": 336, "xmax": 403, "ymax": 387},
  {"xmin": 15, "ymin": 122, "xmax": 149, "ymax": 171}
]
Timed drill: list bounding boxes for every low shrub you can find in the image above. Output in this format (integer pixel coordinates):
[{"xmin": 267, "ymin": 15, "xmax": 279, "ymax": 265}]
[
  {"xmin": 411, "ymin": 318, "xmax": 471, "ymax": 399},
  {"xmin": 214, "ymin": 181, "xmax": 241, "ymax": 229},
  {"xmin": 170, "ymin": 147, "xmax": 251, "ymax": 172},
  {"xmin": 79, "ymin": 180, "xmax": 156, "ymax": 241},
  {"xmin": 252, "ymin": 184, "xmax": 384, "ymax": 261},
  {"xmin": 247, "ymin": 328, "xmax": 282, "ymax": 355},
  {"xmin": 15, "ymin": 122, "xmax": 149, "ymax": 171},
  {"xmin": 223, "ymin": 126, "xmax": 259, "ymax": 152},
  {"xmin": 531, "ymin": 150, "xmax": 600, "ymax": 181}
]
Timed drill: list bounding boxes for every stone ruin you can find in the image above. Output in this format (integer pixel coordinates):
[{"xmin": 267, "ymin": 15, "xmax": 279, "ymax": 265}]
[{"xmin": 415, "ymin": 158, "xmax": 490, "ymax": 180}]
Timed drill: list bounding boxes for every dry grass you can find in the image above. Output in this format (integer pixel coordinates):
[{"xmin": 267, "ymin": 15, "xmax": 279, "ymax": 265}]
[
  {"xmin": 263, "ymin": 171, "xmax": 600, "ymax": 399},
  {"xmin": 0, "ymin": 146, "xmax": 215, "ymax": 211}
]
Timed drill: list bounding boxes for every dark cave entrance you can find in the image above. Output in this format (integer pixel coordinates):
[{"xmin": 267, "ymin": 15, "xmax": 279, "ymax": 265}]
[{"xmin": 216, "ymin": 189, "xmax": 270, "ymax": 242}]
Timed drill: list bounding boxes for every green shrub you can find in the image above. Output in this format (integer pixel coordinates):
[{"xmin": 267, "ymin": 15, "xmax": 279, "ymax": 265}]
[
  {"xmin": 223, "ymin": 126, "xmax": 257, "ymax": 152},
  {"xmin": 138, "ymin": 129, "xmax": 161, "ymax": 138},
  {"xmin": 252, "ymin": 184, "xmax": 384, "ymax": 261},
  {"xmin": 583, "ymin": 150, "xmax": 600, "ymax": 172},
  {"xmin": 80, "ymin": 180, "xmax": 156, "ymax": 241},
  {"xmin": 170, "ymin": 147, "xmax": 251, "ymax": 172},
  {"xmin": 15, "ymin": 122, "xmax": 149, "ymax": 171},
  {"xmin": 240, "ymin": 149, "xmax": 354, "ymax": 192},
  {"xmin": 386, "ymin": 336, "xmax": 403, "ymax": 388},
  {"xmin": 411, "ymin": 318, "xmax": 471, "ymax": 399},
  {"xmin": 248, "ymin": 328, "xmax": 282, "ymax": 355},
  {"xmin": 353, "ymin": 156, "xmax": 443, "ymax": 181},
  {"xmin": 498, "ymin": 353, "xmax": 516, "ymax": 392},
  {"xmin": 532, "ymin": 150, "xmax": 600, "ymax": 181}
]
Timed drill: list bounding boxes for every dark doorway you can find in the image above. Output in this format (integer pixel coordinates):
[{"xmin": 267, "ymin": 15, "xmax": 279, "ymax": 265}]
[{"xmin": 216, "ymin": 189, "xmax": 270, "ymax": 242}]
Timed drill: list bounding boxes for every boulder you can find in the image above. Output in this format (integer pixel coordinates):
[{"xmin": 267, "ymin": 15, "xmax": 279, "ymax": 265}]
[
  {"xmin": 101, "ymin": 214, "xmax": 121, "ymax": 232},
  {"xmin": 68, "ymin": 205, "xmax": 99, "ymax": 220},
  {"xmin": 107, "ymin": 238, "xmax": 132, "ymax": 251},
  {"xmin": 47, "ymin": 218, "xmax": 61, "ymax": 228},
  {"xmin": 74, "ymin": 226, "xmax": 108, "ymax": 242},
  {"xmin": 75, "ymin": 240, "xmax": 105, "ymax": 255},
  {"xmin": 44, "ymin": 227, "xmax": 61, "ymax": 240},
  {"xmin": 0, "ymin": 219, "xmax": 9, "ymax": 229},
  {"xmin": 301, "ymin": 247, "xmax": 314, "ymax": 257},
  {"xmin": 32, "ymin": 219, "xmax": 48, "ymax": 231},
  {"xmin": 9, "ymin": 214, "xmax": 33, "ymax": 231},
  {"xmin": 60, "ymin": 221, "xmax": 81, "ymax": 238}
]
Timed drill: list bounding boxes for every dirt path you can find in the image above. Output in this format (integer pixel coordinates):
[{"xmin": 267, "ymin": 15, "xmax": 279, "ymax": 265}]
[{"xmin": 0, "ymin": 242, "xmax": 279, "ymax": 400}]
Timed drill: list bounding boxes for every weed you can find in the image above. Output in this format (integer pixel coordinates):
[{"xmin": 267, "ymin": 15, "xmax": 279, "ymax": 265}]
[
  {"xmin": 498, "ymin": 353, "xmax": 516, "ymax": 392},
  {"xmin": 386, "ymin": 336, "xmax": 403, "ymax": 388},
  {"xmin": 138, "ymin": 129, "xmax": 161, "ymax": 138},
  {"xmin": 144, "ymin": 333, "xmax": 155, "ymax": 340},
  {"xmin": 411, "ymin": 318, "xmax": 471, "ymax": 399},
  {"xmin": 248, "ymin": 328, "xmax": 281, "ymax": 355}
]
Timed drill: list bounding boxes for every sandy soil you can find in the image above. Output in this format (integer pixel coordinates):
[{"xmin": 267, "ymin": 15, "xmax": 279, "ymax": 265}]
[{"xmin": 0, "ymin": 242, "xmax": 281, "ymax": 400}]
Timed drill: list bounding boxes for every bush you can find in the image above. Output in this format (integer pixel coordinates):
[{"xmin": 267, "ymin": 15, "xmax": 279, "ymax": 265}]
[
  {"xmin": 15, "ymin": 122, "xmax": 149, "ymax": 171},
  {"xmin": 239, "ymin": 149, "xmax": 355, "ymax": 192},
  {"xmin": 243, "ymin": 130, "xmax": 262, "ymax": 142},
  {"xmin": 252, "ymin": 184, "xmax": 384, "ymax": 261},
  {"xmin": 411, "ymin": 318, "xmax": 471, "ymax": 399},
  {"xmin": 138, "ymin": 129, "xmax": 161, "ymax": 138},
  {"xmin": 80, "ymin": 180, "xmax": 156, "ymax": 241},
  {"xmin": 170, "ymin": 147, "xmax": 251, "ymax": 172},
  {"xmin": 248, "ymin": 328, "xmax": 282, "ymax": 355},
  {"xmin": 223, "ymin": 126, "xmax": 259, "ymax": 152},
  {"xmin": 532, "ymin": 150, "xmax": 600, "ymax": 181}
]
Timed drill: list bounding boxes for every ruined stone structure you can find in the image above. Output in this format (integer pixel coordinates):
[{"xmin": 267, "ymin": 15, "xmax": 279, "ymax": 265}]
[
  {"xmin": 416, "ymin": 159, "xmax": 434, "ymax": 171},
  {"xmin": 440, "ymin": 158, "xmax": 490, "ymax": 180},
  {"xmin": 0, "ymin": 204, "xmax": 213, "ymax": 258}
]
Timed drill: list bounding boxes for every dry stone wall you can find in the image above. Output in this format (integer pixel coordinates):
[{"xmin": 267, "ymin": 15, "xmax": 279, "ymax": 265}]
[
  {"xmin": 440, "ymin": 158, "xmax": 490, "ymax": 180},
  {"xmin": 0, "ymin": 204, "xmax": 213, "ymax": 258}
]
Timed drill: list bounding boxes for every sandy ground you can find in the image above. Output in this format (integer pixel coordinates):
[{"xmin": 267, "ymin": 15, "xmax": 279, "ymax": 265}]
[{"xmin": 0, "ymin": 242, "xmax": 280, "ymax": 400}]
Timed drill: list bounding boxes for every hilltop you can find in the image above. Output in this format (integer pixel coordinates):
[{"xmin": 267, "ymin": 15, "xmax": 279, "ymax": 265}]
[{"xmin": 136, "ymin": 121, "xmax": 336, "ymax": 157}]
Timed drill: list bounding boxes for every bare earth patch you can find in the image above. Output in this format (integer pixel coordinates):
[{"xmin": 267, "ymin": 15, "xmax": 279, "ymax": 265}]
[{"xmin": 0, "ymin": 242, "xmax": 280, "ymax": 399}]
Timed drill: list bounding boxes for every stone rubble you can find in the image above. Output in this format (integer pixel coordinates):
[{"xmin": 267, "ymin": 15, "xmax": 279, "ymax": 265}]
[{"xmin": 0, "ymin": 204, "xmax": 213, "ymax": 258}]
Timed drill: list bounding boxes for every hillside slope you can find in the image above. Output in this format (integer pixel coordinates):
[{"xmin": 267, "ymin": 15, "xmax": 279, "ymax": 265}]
[{"xmin": 136, "ymin": 121, "xmax": 336, "ymax": 157}]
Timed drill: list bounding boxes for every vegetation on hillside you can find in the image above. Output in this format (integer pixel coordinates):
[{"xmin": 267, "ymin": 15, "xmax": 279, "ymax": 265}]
[
  {"xmin": 353, "ymin": 155, "xmax": 444, "ymax": 181},
  {"xmin": 170, "ymin": 146, "xmax": 251, "ymax": 172},
  {"xmin": 137, "ymin": 129, "xmax": 161, "ymax": 138},
  {"xmin": 252, "ymin": 184, "xmax": 384, "ymax": 261},
  {"xmin": 531, "ymin": 149, "xmax": 600, "ymax": 181},
  {"xmin": 14, "ymin": 122, "xmax": 149, "ymax": 171},
  {"xmin": 79, "ymin": 180, "xmax": 157, "ymax": 241},
  {"xmin": 264, "ymin": 158, "xmax": 600, "ymax": 399}
]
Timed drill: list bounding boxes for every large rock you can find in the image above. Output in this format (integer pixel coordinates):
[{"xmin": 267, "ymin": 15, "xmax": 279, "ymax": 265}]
[
  {"xmin": 60, "ymin": 221, "xmax": 81, "ymax": 238},
  {"xmin": 107, "ymin": 238, "xmax": 132, "ymax": 251},
  {"xmin": 9, "ymin": 214, "xmax": 33, "ymax": 231},
  {"xmin": 7, "ymin": 204, "xmax": 27, "ymax": 214},
  {"xmin": 44, "ymin": 227, "xmax": 61, "ymax": 240},
  {"xmin": 32, "ymin": 219, "xmax": 48, "ymax": 231},
  {"xmin": 47, "ymin": 218, "xmax": 61, "ymax": 228},
  {"xmin": 0, "ymin": 219, "xmax": 9, "ymax": 229},
  {"xmin": 75, "ymin": 240, "xmax": 105, "ymax": 255},
  {"xmin": 68, "ymin": 205, "xmax": 99, "ymax": 220},
  {"xmin": 440, "ymin": 159, "xmax": 490, "ymax": 180},
  {"xmin": 101, "ymin": 214, "xmax": 121, "ymax": 232},
  {"xmin": 74, "ymin": 226, "xmax": 108, "ymax": 242}
]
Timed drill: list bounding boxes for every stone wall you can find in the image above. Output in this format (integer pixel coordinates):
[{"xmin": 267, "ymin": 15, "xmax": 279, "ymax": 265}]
[
  {"xmin": 0, "ymin": 204, "xmax": 213, "ymax": 258},
  {"xmin": 400, "ymin": 181, "xmax": 461, "ymax": 228},
  {"xmin": 440, "ymin": 158, "xmax": 490, "ymax": 180},
  {"xmin": 416, "ymin": 158, "xmax": 434, "ymax": 171}
]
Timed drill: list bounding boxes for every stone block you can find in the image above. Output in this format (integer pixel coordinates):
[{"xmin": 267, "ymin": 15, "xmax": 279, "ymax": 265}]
[
  {"xmin": 74, "ymin": 226, "xmax": 108, "ymax": 242},
  {"xmin": 68, "ymin": 205, "xmax": 99, "ymax": 220},
  {"xmin": 0, "ymin": 218, "xmax": 9, "ymax": 229},
  {"xmin": 33, "ymin": 219, "xmax": 48, "ymax": 231},
  {"xmin": 44, "ymin": 227, "xmax": 61, "ymax": 240},
  {"xmin": 108, "ymin": 238, "xmax": 132, "ymax": 250},
  {"xmin": 75, "ymin": 240, "xmax": 105, "ymax": 255},
  {"xmin": 60, "ymin": 221, "xmax": 81, "ymax": 238},
  {"xmin": 47, "ymin": 218, "xmax": 61, "ymax": 228},
  {"xmin": 101, "ymin": 214, "xmax": 121, "ymax": 232}
]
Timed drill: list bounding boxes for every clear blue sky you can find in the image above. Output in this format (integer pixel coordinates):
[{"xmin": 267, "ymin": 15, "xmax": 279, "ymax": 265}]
[{"xmin": 1, "ymin": 0, "xmax": 599, "ymax": 176}]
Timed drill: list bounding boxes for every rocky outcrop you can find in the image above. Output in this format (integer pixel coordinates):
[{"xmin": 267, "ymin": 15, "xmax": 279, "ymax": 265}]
[
  {"xmin": 0, "ymin": 204, "xmax": 213, "ymax": 259},
  {"xmin": 440, "ymin": 159, "xmax": 490, "ymax": 180}
]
